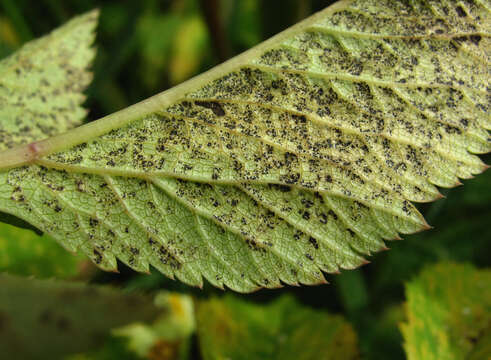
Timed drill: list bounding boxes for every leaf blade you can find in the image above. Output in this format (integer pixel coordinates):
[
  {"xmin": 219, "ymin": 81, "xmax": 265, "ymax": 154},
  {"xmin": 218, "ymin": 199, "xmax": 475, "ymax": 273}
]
[{"xmin": 0, "ymin": 0, "xmax": 490, "ymax": 292}]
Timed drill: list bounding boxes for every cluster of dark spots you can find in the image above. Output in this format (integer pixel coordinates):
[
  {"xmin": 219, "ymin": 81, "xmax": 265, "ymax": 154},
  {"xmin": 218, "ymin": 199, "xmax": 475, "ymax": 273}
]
[
  {"xmin": 155, "ymin": 140, "xmax": 166, "ymax": 152},
  {"xmin": 319, "ymin": 212, "xmax": 328, "ymax": 224},
  {"xmin": 108, "ymin": 145, "xmax": 127, "ymax": 157},
  {"xmin": 292, "ymin": 114, "xmax": 307, "ymax": 124},
  {"xmin": 402, "ymin": 200, "xmax": 411, "ymax": 214},
  {"xmin": 10, "ymin": 186, "xmax": 25, "ymax": 202},
  {"xmin": 354, "ymin": 201, "xmax": 369, "ymax": 210},
  {"xmin": 246, "ymin": 239, "xmax": 265, "ymax": 253},
  {"xmin": 469, "ymin": 35, "xmax": 482, "ymax": 46},
  {"xmin": 281, "ymin": 172, "xmax": 300, "ymax": 184},
  {"xmin": 455, "ymin": 5, "xmax": 466, "ymax": 17},
  {"xmin": 454, "ymin": 35, "xmax": 481, "ymax": 46},
  {"xmin": 308, "ymin": 237, "xmax": 319, "ymax": 249},
  {"xmin": 347, "ymin": 229, "xmax": 356, "ymax": 237},
  {"xmin": 443, "ymin": 124, "xmax": 462, "ymax": 135},
  {"xmin": 302, "ymin": 211, "xmax": 310, "ymax": 220},
  {"xmin": 394, "ymin": 162, "xmax": 407, "ymax": 172},
  {"xmin": 93, "ymin": 249, "xmax": 103, "ymax": 264},
  {"xmin": 212, "ymin": 167, "xmax": 222, "ymax": 180},
  {"xmin": 46, "ymin": 183, "xmax": 65, "ymax": 192},
  {"xmin": 230, "ymin": 199, "xmax": 239, "ymax": 207},
  {"xmin": 305, "ymin": 253, "xmax": 314, "ymax": 261},
  {"xmin": 232, "ymin": 160, "xmax": 243, "ymax": 172},
  {"xmin": 89, "ymin": 217, "xmax": 99, "ymax": 227},
  {"xmin": 269, "ymin": 184, "xmax": 291, "ymax": 193},
  {"xmin": 301, "ymin": 198, "xmax": 314, "ymax": 208},
  {"xmin": 328, "ymin": 209, "xmax": 338, "ymax": 220},
  {"xmin": 325, "ymin": 174, "xmax": 333, "ymax": 183},
  {"xmin": 130, "ymin": 247, "xmax": 140, "ymax": 255},
  {"xmin": 348, "ymin": 60, "xmax": 364, "ymax": 76},
  {"xmin": 147, "ymin": 201, "xmax": 156, "ymax": 210},
  {"xmin": 313, "ymin": 192, "xmax": 324, "ymax": 203},
  {"xmin": 195, "ymin": 101, "xmax": 226, "ymax": 117},
  {"xmin": 271, "ymin": 79, "xmax": 288, "ymax": 95}
]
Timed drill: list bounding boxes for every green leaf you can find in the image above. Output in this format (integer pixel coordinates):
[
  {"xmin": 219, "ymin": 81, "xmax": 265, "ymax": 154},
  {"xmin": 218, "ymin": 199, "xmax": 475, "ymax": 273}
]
[
  {"xmin": 0, "ymin": 221, "xmax": 86, "ymax": 278},
  {"xmin": 0, "ymin": 9, "xmax": 97, "ymax": 151},
  {"xmin": 0, "ymin": 273, "xmax": 161, "ymax": 360},
  {"xmin": 168, "ymin": 15, "xmax": 210, "ymax": 85},
  {"xmin": 196, "ymin": 295, "xmax": 359, "ymax": 360},
  {"xmin": 0, "ymin": 1, "xmax": 490, "ymax": 292},
  {"xmin": 400, "ymin": 262, "xmax": 491, "ymax": 360}
]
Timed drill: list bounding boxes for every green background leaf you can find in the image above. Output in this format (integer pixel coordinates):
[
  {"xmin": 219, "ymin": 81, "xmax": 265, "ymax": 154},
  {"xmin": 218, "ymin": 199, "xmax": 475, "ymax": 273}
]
[
  {"xmin": 0, "ymin": 9, "xmax": 97, "ymax": 151},
  {"xmin": 401, "ymin": 262, "xmax": 491, "ymax": 360},
  {"xmin": 0, "ymin": 222, "xmax": 86, "ymax": 278},
  {"xmin": 0, "ymin": 274, "xmax": 161, "ymax": 360},
  {"xmin": 197, "ymin": 295, "xmax": 359, "ymax": 360}
]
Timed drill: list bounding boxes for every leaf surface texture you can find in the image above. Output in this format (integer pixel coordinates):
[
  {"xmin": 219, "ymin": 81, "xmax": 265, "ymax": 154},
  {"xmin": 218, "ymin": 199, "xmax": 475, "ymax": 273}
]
[{"xmin": 0, "ymin": 1, "xmax": 490, "ymax": 292}]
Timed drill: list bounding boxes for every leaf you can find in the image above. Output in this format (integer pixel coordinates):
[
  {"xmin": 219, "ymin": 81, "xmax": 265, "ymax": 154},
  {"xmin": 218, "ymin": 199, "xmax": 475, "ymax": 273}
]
[
  {"xmin": 0, "ymin": 9, "xmax": 97, "ymax": 151},
  {"xmin": 196, "ymin": 295, "xmax": 359, "ymax": 360},
  {"xmin": 400, "ymin": 262, "xmax": 491, "ymax": 360},
  {"xmin": 373, "ymin": 167, "xmax": 491, "ymax": 291},
  {"xmin": 0, "ymin": 0, "xmax": 490, "ymax": 292},
  {"xmin": 0, "ymin": 273, "xmax": 161, "ymax": 360},
  {"xmin": 168, "ymin": 15, "xmax": 210, "ymax": 85},
  {"xmin": 0, "ymin": 221, "xmax": 86, "ymax": 278},
  {"xmin": 0, "ymin": 9, "xmax": 98, "ymax": 274}
]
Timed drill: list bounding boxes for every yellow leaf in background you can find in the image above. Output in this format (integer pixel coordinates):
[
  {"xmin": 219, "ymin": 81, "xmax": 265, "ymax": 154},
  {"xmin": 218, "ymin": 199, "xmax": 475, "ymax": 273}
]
[{"xmin": 169, "ymin": 15, "xmax": 210, "ymax": 85}]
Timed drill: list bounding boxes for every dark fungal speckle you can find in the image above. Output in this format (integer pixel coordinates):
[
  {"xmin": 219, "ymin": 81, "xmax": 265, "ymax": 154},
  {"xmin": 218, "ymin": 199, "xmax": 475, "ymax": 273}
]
[
  {"xmin": 195, "ymin": 101, "xmax": 226, "ymax": 116},
  {"xmin": 455, "ymin": 5, "xmax": 466, "ymax": 17}
]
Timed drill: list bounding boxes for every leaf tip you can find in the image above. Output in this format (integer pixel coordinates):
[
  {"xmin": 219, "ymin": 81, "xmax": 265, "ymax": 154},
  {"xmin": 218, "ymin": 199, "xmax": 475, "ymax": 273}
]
[{"xmin": 434, "ymin": 192, "xmax": 446, "ymax": 200}]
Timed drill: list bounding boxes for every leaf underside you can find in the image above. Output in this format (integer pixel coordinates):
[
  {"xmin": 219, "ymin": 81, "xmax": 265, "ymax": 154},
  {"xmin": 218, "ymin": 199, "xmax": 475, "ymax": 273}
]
[{"xmin": 0, "ymin": 0, "xmax": 490, "ymax": 292}]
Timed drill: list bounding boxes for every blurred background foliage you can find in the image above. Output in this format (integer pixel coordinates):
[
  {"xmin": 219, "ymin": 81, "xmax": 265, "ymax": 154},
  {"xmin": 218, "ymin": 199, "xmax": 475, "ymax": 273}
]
[{"xmin": 0, "ymin": 0, "xmax": 490, "ymax": 359}]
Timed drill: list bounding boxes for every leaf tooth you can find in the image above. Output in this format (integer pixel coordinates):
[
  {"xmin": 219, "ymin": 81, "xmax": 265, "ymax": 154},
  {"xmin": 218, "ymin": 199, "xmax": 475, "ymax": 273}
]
[
  {"xmin": 193, "ymin": 214, "xmax": 259, "ymax": 292},
  {"xmin": 240, "ymin": 183, "xmax": 365, "ymax": 271},
  {"xmin": 150, "ymin": 177, "xmax": 282, "ymax": 289},
  {"xmin": 154, "ymin": 177, "xmax": 330, "ymax": 287}
]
